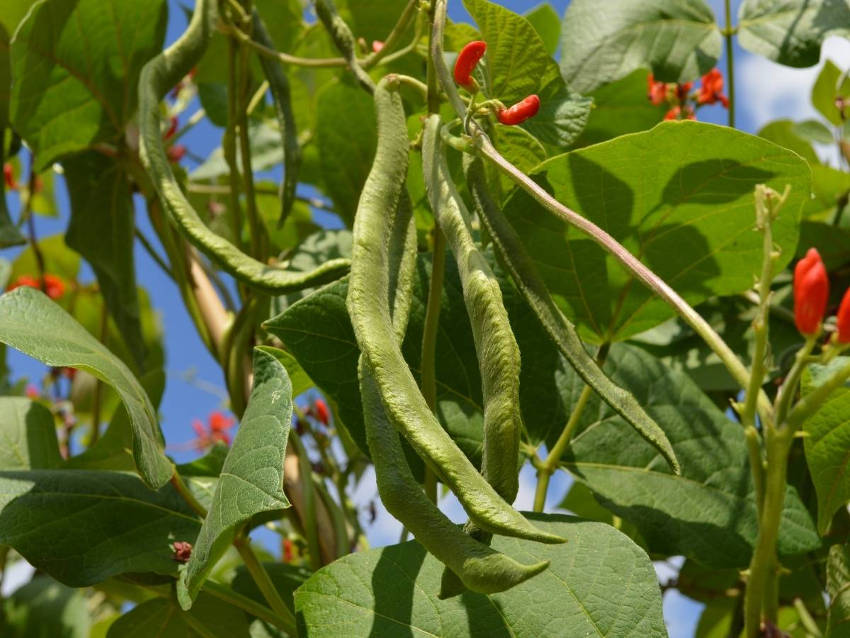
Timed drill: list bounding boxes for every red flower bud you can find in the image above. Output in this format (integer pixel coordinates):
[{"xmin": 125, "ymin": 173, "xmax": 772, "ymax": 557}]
[
  {"xmin": 837, "ymin": 288, "xmax": 850, "ymax": 343},
  {"xmin": 313, "ymin": 398, "xmax": 330, "ymax": 426},
  {"xmin": 3, "ymin": 163, "xmax": 16, "ymax": 190},
  {"xmin": 167, "ymin": 144, "xmax": 187, "ymax": 163},
  {"xmin": 794, "ymin": 248, "xmax": 829, "ymax": 335},
  {"xmin": 647, "ymin": 73, "xmax": 667, "ymax": 105},
  {"xmin": 497, "ymin": 95, "xmax": 540, "ymax": 126},
  {"xmin": 171, "ymin": 541, "xmax": 193, "ymax": 563},
  {"xmin": 453, "ymin": 40, "xmax": 486, "ymax": 90}
]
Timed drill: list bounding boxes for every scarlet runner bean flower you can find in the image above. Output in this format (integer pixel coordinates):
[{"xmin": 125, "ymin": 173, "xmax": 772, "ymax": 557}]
[
  {"xmin": 837, "ymin": 288, "xmax": 850, "ymax": 343},
  {"xmin": 7, "ymin": 273, "xmax": 65, "ymax": 299},
  {"xmin": 794, "ymin": 248, "xmax": 829, "ymax": 335},
  {"xmin": 698, "ymin": 68, "xmax": 729, "ymax": 108},
  {"xmin": 453, "ymin": 40, "xmax": 486, "ymax": 91},
  {"xmin": 647, "ymin": 73, "xmax": 667, "ymax": 105},
  {"xmin": 3, "ymin": 163, "xmax": 16, "ymax": 190},
  {"xmin": 191, "ymin": 411, "xmax": 235, "ymax": 450},
  {"xmin": 497, "ymin": 95, "xmax": 540, "ymax": 125},
  {"xmin": 311, "ymin": 398, "xmax": 330, "ymax": 425},
  {"xmin": 167, "ymin": 144, "xmax": 187, "ymax": 163},
  {"xmin": 664, "ymin": 105, "xmax": 696, "ymax": 121}
]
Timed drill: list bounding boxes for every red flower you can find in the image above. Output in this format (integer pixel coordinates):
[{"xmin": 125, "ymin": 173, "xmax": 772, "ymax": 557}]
[
  {"xmin": 697, "ymin": 68, "xmax": 729, "ymax": 108},
  {"xmin": 3, "ymin": 163, "xmax": 16, "ymax": 190},
  {"xmin": 171, "ymin": 541, "xmax": 193, "ymax": 563},
  {"xmin": 794, "ymin": 248, "xmax": 829, "ymax": 336},
  {"xmin": 497, "ymin": 95, "xmax": 540, "ymax": 126},
  {"xmin": 647, "ymin": 73, "xmax": 667, "ymax": 105},
  {"xmin": 167, "ymin": 144, "xmax": 187, "ymax": 163},
  {"xmin": 837, "ymin": 288, "xmax": 850, "ymax": 343},
  {"xmin": 7, "ymin": 274, "xmax": 65, "ymax": 299},
  {"xmin": 312, "ymin": 398, "xmax": 330, "ymax": 426},
  {"xmin": 191, "ymin": 411, "xmax": 235, "ymax": 451},
  {"xmin": 675, "ymin": 81, "xmax": 693, "ymax": 102},
  {"xmin": 664, "ymin": 105, "xmax": 696, "ymax": 121},
  {"xmin": 164, "ymin": 116, "xmax": 179, "ymax": 140},
  {"xmin": 283, "ymin": 538, "xmax": 294, "ymax": 562}
]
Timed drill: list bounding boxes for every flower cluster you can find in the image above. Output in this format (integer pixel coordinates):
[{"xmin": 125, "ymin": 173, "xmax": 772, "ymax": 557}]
[
  {"xmin": 191, "ymin": 411, "xmax": 235, "ymax": 451},
  {"xmin": 793, "ymin": 248, "xmax": 850, "ymax": 342},
  {"xmin": 647, "ymin": 68, "xmax": 729, "ymax": 121},
  {"xmin": 7, "ymin": 273, "xmax": 66, "ymax": 300}
]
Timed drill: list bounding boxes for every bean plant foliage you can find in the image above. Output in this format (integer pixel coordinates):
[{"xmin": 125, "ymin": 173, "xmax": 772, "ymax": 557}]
[{"xmin": 1, "ymin": 0, "xmax": 850, "ymax": 636}]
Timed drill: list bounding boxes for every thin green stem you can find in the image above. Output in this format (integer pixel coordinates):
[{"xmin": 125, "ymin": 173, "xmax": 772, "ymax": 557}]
[
  {"xmin": 794, "ymin": 597, "xmax": 823, "ymax": 637},
  {"xmin": 420, "ymin": 228, "xmax": 445, "ymax": 504},
  {"xmin": 745, "ymin": 426, "xmax": 765, "ymax": 515},
  {"xmin": 135, "ymin": 227, "xmax": 174, "ymax": 279},
  {"xmin": 225, "ymin": 37, "xmax": 246, "ymax": 251},
  {"xmin": 89, "ymin": 303, "xmax": 109, "ymax": 445},
  {"xmin": 233, "ymin": 536, "xmax": 297, "ymax": 635},
  {"xmin": 202, "ymin": 581, "xmax": 289, "ymax": 631},
  {"xmin": 170, "ymin": 472, "xmax": 208, "ymax": 518},
  {"xmin": 724, "ymin": 0, "xmax": 736, "ymax": 127},
  {"xmin": 775, "ymin": 337, "xmax": 817, "ymax": 429},
  {"xmin": 288, "ymin": 431, "xmax": 322, "ymax": 571},
  {"xmin": 362, "ymin": 0, "xmax": 419, "ymax": 68}
]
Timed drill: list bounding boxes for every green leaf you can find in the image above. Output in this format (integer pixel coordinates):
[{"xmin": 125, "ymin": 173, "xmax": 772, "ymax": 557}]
[
  {"xmin": 295, "ymin": 514, "xmax": 667, "ymax": 637},
  {"xmin": 64, "ymin": 151, "xmax": 146, "ymax": 370},
  {"xmin": 107, "ymin": 593, "xmax": 251, "ymax": 638},
  {"xmin": 560, "ymin": 0, "xmax": 722, "ymax": 93},
  {"xmin": 502, "ymin": 121, "xmax": 810, "ymax": 342},
  {"xmin": 812, "ymin": 59, "xmax": 850, "ymax": 126},
  {"xmin": 802, "ymin": 358, "xmax": 850, "ymax": 534},
  {"xmin": 758, "ymin": 119, "xmax": 820, "ymax": 165},
  {"xmin": 0, "ymin": 0, "xmax": 37, "ymax": 131},
  {"xmin": 793, "ymin": 118, "xmax": 835, "ymax": 145},
  {"xmin": 3, "ymin": 575, "xmax": 90, "ymax": 638},
  {"xmin": 10, "ymin": 0, "xmax": 168, "ymax": 170},
  {"xmin": 574, "ymin": 69, "xmax": 667, "ymax": 148},
  {"xmin": 827, "ymin": 543, "xmax": 850, "ymax": 637},
  {"xmin": 179, "ymin": 347, "xmax": 293, "ymax": 608},
  {"xmin": 190, "ymin": 121, "xmax": 285, "ymax": 180},
  {"xmin": 561, "ymin": 344, "xmax": 819, "ymax": 568},
  {"xmin": 231, "ymin": 562, "xmax": 311, "ymax": 614},
  {"xmin": 803, "ymin": 164, "xmax": 850, "ymax": 222},
  {"xmin": 524, "ymin": 3, "xmax": 560, "ymax": 56},
  {"xmin": 0, "ymin": 287, "xmax": 172, "ymax": 488},
  {"xmin": 315, "ymin": 81, "xmax": 377, "ymax": 225},
  {"xmin": 738, "ymin": 0, "xmax": 850, "ymax": 69},
  {"xmin": 0, "ymin": 469, "xmax": 200, "ymax": 586},
  {"xmin": 0, "ymin": 397, "xmax": 61, "ymax": 470}
]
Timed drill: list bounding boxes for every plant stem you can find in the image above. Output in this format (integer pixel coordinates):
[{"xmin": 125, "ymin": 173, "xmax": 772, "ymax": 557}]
[
  {"xmin": 170, "ymin": 472, "xmax": 208, "ymax": 518},
  {"xmin": 724, "ymin": 0, "xmax": 736, "ymax": 127},
  {"xmin": 362, "ymin": 0, "xmax": 419, "ymax": 68},
  {"xmin": 774, "ymin": 337, "xmax": 817, "ymax": 428},
  {"xmin": 744, "ymin": 427, "xmax": 793, "ymax": 637},
  {"xmin": 534, "ymin": 381, "xmax": 594, "ymax": 512},
  {"xmin": 89, "ymin": 303, "xmax": 109, "ymax": 445},
  {"xmin": 288, "ymin": 431, "xmax": 322, "ymax": 571},
  {"xmin": 420, "ymin": 228, "xmax": 446, "ymax": 504},
  {"xmin": 135, "ymin": 227, "xmax": 174, "ymax": 278},
  {"xmin": 233, "ymin": 536, "xmax": 297, "ymax": 635}
]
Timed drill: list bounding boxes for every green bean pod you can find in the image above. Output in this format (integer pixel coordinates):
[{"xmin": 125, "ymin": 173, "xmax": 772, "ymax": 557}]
[
  {"xmin": 138, "ymin": 0, "xmax": 349, "ymax": 294},
  {"xmin": 347, "ymin": 76, "xmax": 563, "ymax": 544},
  {"xmin": 313, "ymin": 0, "xmax": 375, "ymax": 93},
  {"xmin": 464, "ymin": 155, "xmax": 681, "ymax": 475},
  {"xmin": 251, "ymin": 11, "xmax": 301, "ymax": 229},
  {"xmin": 422, "ymin": 114, "xmax": 521, "ymax": 504}
]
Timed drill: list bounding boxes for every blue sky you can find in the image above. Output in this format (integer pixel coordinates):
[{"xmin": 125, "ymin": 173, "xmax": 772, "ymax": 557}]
[{"xmin": 5, "ymin": 1, "xmax": 849, "ymax": 635}]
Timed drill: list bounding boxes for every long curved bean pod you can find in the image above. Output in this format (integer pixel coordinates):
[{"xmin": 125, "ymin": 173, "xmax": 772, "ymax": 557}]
[
  {"xmin": 138, "ymin": 0, "xmax": 349, "ymax": 294},
  {"xmin": 251, "ymin": 11, "xmax": 301, "ymax": 229},
  {"xmin": 422, "ymin": 114, "xmax": 521, "ymax": 504},
  {"xmin": 465, "ymin": 155, "xmax": 681, "ymax": 475},
  {"xmin": 314, "ymin": 0, "xmax": 375, "ymax": 94},
  {"xmin": 347, "ymin": 76, "xmax": 563, "ymax": 544}
]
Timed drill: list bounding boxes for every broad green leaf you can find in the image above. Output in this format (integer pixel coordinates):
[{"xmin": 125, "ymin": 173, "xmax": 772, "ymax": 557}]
[
  {"xmin": 561, "ymin": 344, "xmax": 819, "ymax": 567},
  {"xmin": 802, "ymin": 358, "xmax": 850, "ymax": 533},
  {"xmin": 794, "ymin": 118, "xmax": 835, "ymax": 145},
  {"xmin": 0, "ymin": 397, "xmax": 61, "ymax": 470},
  {"xmin": 560, "ymin": 0, "xmax": 722, "ymax": 93},
  {"xmin": 10, "ymin": 0, "xmax": 167, "ymax": 170},
  {"xmin": 502, "ymin": 121, "xmax": 810, "ymax": 342},
  {"xmin": 64, "ymin": 151, "xmax": 146, "ymax": 370},
  {"xmin": 0, "ymin": 469, "xmax": 200, "ymax": 586},
  {"xmin": 190, "ymin": 121, "xmax": 285, "ymax": 181},
  {"xmin": 464, "ymin": 0, "xmax": 591, "ymax": 147},
  {"xmin": 738, "ymin": 0, "xmax": 850, "ymax": 69},
  {"xmin": 803, "ymin": 164, "xmax": 850, "ymax": 222},
  {"xmin": 315, "ymin": 81, "xmax": 377, "ymax": 225},
  {"xmin": 827, "ymin": 543, "xmax": 850, "ymax": 637},
  {"xmin": 524, "ymin": 3, "xmax": 560, "ymax": 56},
  {"xmin": 0, "ymin": 287, "xmax": 172, "ymax": 488},
  {"xmin": 295, "ymin": 514, "xmax": 667, "ymax": 637},
  {"xmin": 3, "ymin": 575, "xmax": 90, "ymax": 638},
  {"xmin": 179, "ymin": 347, "xmax": 293, "ymax": 608},
  {"xmin": 758, "ymin": 119, "xmax": 820, "ymax": 165},
  {"xmin": 275, "ymin": 229, "xmax": 353, "ymax": 307},
  {"xmin": 0, "ymin": 0, "xmax": 38, "ymax": 130},
  {"xmin": 107, "ymin": 593, "xmax": 251, "ymax": 638},
  {"xmin": 574, "ymin": 69, "xmax": 667, "ymax": 148},
  {"xmin": 813, "ymin": 59, "xmax": 850, "ymax": 126}
]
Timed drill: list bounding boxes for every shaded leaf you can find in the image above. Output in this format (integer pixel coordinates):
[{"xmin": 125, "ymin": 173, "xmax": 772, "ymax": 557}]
[
  {"xmin": 179, "ymin": 347, "xmax": 293, "ymax": 608},
  {"xmin": 107, "ymin": 593, "xmax": 251, "ymax": 638},
  {"xmin": 0, "ymin": 287, "xmax": 172, "ymax": 488},
  {"xmin": 3, "ymin": 575, "xmax": 90, "ymax": 638},
  {"xmin": 827, "ymin": 543, "xmax": 850, "ymax": 637},
  {"xmin": 812, "ymin": 59, "xmax": 850, "ymax": 126},
  {"xmin": 0, "ymin": 397, "xmax": 61, "ymax": 470},
  {"xmin": 295, "ymin": 514, "xmax": 667, "ymax": 637}
]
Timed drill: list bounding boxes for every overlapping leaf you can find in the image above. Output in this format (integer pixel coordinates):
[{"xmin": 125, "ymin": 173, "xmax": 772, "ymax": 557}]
[{"xmin": 0, "ymin": 397, "xmax": 62, "ymax": 470}]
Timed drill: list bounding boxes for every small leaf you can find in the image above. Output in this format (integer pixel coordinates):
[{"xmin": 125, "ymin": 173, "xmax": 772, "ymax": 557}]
[
  {"xmin": 179, "ymin": 347, "xmax": 293, "ymax": 608},
  {"xmin": 295, "ymin": 514, "xmax": 668, "ymax": 637},
  {"xmin": 812, "ymin": 59, "xmax": 850, "ymax": 126},
  {"xmin": 738, "ymin": 0, "xmax": 850, "ymax": 69},
  {"xmin": 793, "ymin": 118, "xmax": 835, "ymax": 145},
  {"xmin": 524, "ymin": 3, "xmax": 561, "ymax": 56},
  {"xmin": 0, "ymin": 397, "xmax": 61, "ymax": 470},
  {"xmin": 0, "ymin": 470, "xmax": 200, "ymax": 586},
  {"xmin": 560, "ymin": 0, "xmax": 722, "ymax": 93},
  {"xmin": 0, "ymin": 287, "xmax": 172, "ymax": 488},
  {"xmin": 10, "ymin": 0, "xmax": 168, "ymax": 169},
  {"xmin": 758, "ymin": 119, "xmax": 820, "ymax": 165}
]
